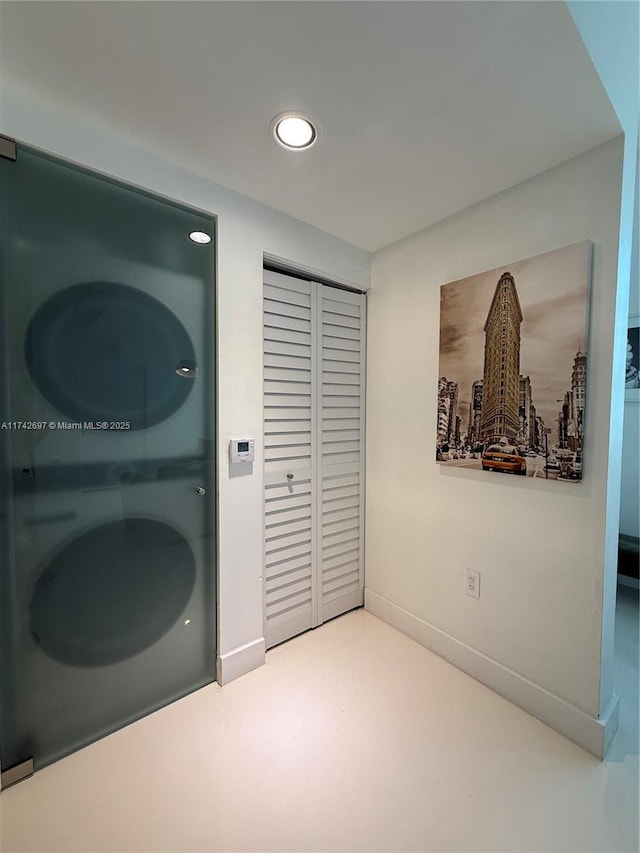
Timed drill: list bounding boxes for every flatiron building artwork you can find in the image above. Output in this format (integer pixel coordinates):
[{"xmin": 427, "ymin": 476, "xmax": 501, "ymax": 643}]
[
  {"xmin": 436, "ymin": 241, "xmax": 591, "ymax": 483},
  {"xmin": 480, "ymin": 273, "xmax": 523, "ymax": 446}
]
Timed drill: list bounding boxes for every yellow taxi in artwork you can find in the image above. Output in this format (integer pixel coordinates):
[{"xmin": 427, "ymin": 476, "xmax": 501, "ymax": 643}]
[{"xmin": 481, "ymin": 443, "xmax": 527, "ymax": 476}]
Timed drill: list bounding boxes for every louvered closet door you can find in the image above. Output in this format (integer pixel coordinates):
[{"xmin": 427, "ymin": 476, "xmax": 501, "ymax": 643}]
[
  {"xmin": 263, "ymin": 269, "xmax": 365, "ymax": 649},
  {"xmin": 264, "ymin": 270, "xmax": 316, "ymax": 648},
  {"xmin": 319, "ymin": 286, "xmax": 365, "ymax": 622}
]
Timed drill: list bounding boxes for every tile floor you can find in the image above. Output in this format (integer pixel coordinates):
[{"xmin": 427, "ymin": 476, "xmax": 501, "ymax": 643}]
[{"xmin": 1, "ymin": 586, "xmax": 638, "ymax": 852}]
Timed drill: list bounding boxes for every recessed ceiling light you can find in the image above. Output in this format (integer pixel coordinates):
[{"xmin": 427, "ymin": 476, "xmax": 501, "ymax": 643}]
[
  {"xmin": 271, "ymin": 112, "xmax": 318, "ymax": 151},
  {"xmin": 189, "ymin": 231, "xmax": 211, "ymax": 244}
]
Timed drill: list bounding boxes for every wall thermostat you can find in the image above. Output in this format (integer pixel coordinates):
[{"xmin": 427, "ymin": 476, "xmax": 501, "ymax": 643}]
[{"xmin": 229, "ymin": 438, "xmax": 255, "ymax": 464}]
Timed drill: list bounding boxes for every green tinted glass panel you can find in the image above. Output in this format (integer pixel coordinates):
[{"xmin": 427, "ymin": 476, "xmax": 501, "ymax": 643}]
[{"xmin": 0, "ymin": 146, "xmax": 216, "ymax": 772}]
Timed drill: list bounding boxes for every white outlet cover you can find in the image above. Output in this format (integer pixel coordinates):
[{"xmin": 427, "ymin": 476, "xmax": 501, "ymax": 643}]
[{"xmin": 465, "ymin": 569, "xmax": 480, "ymax": 599}]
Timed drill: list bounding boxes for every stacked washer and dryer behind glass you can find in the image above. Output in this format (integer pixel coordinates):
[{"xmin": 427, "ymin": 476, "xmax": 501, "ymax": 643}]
[{"xmin": 0, "ymin": 145, "xmax": 216, "ymax": 783}]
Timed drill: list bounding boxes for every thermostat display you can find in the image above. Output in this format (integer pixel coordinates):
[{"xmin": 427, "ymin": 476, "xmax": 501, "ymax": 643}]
[{"xmin": 229, "ymin": 438, "xmax": 255, "ymax": 464}]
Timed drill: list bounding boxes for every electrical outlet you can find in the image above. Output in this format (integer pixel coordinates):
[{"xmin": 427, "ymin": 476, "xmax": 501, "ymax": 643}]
[{"xmin": 465, "ymin": 568, "xmax": 480, "ymax": 599}]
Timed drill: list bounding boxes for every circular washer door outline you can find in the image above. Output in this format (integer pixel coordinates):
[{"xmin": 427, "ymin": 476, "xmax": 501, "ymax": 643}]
[
  {"xmin": 29, "ymin": 518, "xmax": 197, "ymax": 667},
  {"xmin": 25, "ymin": 281, "xmax": 196, "ymax": 429}
]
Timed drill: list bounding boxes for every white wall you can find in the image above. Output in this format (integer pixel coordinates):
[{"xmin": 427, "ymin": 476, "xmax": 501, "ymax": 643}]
[
  {"xmin": 0, "ymin": 85, "xmax": 370, "ymax": 683},
  {"xmin": 366, "ymin": 139, "xmax": 624, "ymax": 757}
]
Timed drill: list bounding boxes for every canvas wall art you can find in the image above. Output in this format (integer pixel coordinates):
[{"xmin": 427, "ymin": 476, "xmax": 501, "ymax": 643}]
[
  {"xmin": 625, "ymin": 319, "xmax": 639, "ymax": 400},
  {"xmin": 436, "ymin": 241, "xmax": 591, "ymax": 483}
]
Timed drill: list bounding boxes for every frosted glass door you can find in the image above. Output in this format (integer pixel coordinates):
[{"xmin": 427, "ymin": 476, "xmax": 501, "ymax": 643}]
[{"xmin": 0, "ymin": 145, "xmax": 216, "ymax": 777}]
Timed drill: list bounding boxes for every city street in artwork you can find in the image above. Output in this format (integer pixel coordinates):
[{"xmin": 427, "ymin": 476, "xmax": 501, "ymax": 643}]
[{"xmin": 436, "ymin": 241, "xmax": 591, "ymax": 483}]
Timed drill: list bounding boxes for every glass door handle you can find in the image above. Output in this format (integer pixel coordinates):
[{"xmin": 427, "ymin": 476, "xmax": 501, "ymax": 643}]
[{"xmin": 195, "ymin": 486, "xmax": 206, "ymax": 496}]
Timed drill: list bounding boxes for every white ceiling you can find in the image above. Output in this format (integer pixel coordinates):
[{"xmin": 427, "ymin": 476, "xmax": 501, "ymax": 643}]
[{"xmin": 0, "ymin": 1, "xmax": 621, "ymax": 252}]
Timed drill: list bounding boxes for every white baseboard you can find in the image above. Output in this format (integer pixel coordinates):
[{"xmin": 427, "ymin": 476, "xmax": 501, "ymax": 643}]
[
  {"xmin": 216, "ymin": 637, "xmax": 265, "ymax": 685},
  {"xmin": 365, "ymin": 589, "xmax": 619, "ymax": 759}
]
